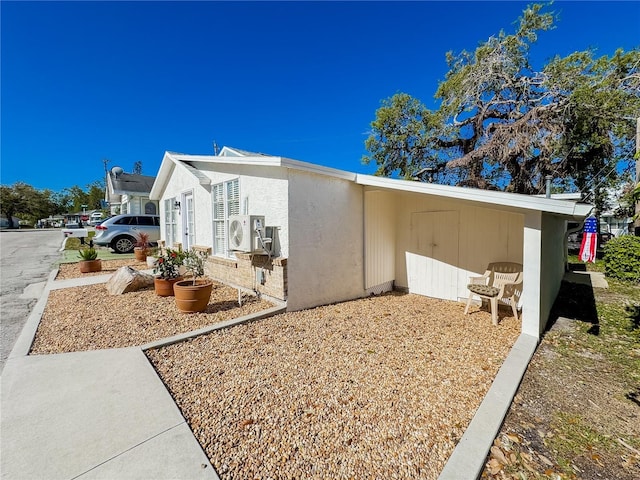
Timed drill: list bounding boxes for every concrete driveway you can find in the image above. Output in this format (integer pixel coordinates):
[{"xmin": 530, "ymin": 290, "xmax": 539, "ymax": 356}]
[{"xmin": 0, "ymin": 228, "xmax": 63, "ymax": 374}]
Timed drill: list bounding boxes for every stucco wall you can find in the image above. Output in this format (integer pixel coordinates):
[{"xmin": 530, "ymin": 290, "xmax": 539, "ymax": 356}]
[
  {"xmin": 538, "ymin": 213, "xmax": 568, "ymax": 333},
  {"xmin": 186, "ymin": 163, "xmax": 290, "ymax": 257},
  {"xmin": 286, "ymin": 171, "xmax": 365, "ymax": 311},
  {"xmin": 156, "ymin": 162, "xmax": 291, "ymax": 301},
  {"xmin": 158, "ymin": 164, "xmax": 211, "ymax": 248}
]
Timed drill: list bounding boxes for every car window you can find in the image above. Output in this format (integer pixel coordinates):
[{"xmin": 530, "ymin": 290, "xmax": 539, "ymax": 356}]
[
  {"xmin": 114, "ymin": 216, "xmax": 135, "ymax": 225},
  {"xmin": 137, "ymin": 216, "xmax": 155, "ymax": 226}
]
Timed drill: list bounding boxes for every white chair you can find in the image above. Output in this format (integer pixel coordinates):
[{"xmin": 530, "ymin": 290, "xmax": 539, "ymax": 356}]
[{"xmin": 464, "ymin": 262, "xmax": 523, "ymax": 325}]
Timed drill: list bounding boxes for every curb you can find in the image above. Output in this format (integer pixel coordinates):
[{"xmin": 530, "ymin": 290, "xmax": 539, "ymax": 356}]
[
  {"xmin": 8, "ymin": 269, "xmax": 58, "ymax": 360},
  {"xmin": 141, "ymin": 305, "xmax": 287, "ymax": 351}
]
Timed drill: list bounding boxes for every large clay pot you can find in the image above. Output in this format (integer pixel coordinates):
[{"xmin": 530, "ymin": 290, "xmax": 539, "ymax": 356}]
[
  {"xmin": 134, "ymin": 247, "xmax": 147, "ymax": 262},
  {"xmin": 79, "ymin": 259, "xmax": 102, "ymax": 273},
  {"xmin": 154, "ymin": 276, "xmax": 183, "ymax": 297},
  {"xmin": 174, "ymin": 279, "xmax": 213, "ymax": 313}
]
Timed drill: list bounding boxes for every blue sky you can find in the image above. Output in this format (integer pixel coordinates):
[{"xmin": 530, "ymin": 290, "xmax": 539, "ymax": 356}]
[{"xmin": 2, "ymin": 1, "xmax": 639, "ymax": 193}]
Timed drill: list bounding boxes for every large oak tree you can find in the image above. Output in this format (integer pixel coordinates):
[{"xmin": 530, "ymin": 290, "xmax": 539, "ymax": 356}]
[{"xmin": 363, "ymin": 3, "xmax": 640, "ymax": 201}]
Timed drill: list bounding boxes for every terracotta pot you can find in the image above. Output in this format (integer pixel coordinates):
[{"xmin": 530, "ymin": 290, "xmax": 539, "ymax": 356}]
[
  {"xmin": 174, "ymin": 279, "xmax": 213, "ymax": 313},
  {"xmin": 79, "ymin": 259, "xmax": 102, "ymax": 273},
  {"xmin": 154, "ymin": 276, "xmax": 183, "ymax": 297},
  {"xmin": 134, "ymin": 247, "xmax": 147, "ymax": 261}
]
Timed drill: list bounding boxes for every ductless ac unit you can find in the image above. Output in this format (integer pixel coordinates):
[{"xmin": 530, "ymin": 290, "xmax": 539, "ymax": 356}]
[{"xmin": 228, "ymin": 215, "xmax": 272, "ymax": 253}]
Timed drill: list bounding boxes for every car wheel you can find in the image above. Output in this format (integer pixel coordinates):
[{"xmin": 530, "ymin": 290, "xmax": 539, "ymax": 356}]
[{"xmin": 112, "ymin": 236, "xmax": 135, "ymax": 254}]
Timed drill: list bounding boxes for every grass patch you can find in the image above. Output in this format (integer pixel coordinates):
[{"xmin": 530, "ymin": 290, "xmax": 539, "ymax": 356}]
[
  {"xmin": 567, "ymin": 254, "xmax": 606, "ymax": 273},
  {"xmin": 546, "ymin": 413, "xmax": 617, "ymax": 471},
  {"xmin": 63, "ymin": 232, "xmax": 96, "ymax": 250}
]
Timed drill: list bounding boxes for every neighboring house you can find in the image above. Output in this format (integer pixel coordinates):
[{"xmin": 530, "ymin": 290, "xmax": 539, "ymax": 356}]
[
  {"xmin": 540, "ymin": 191, "xmax": 633, "ymax": 237},
  {"xmin": 105, "ymin": 166, "xmax": 158, "ymax": 216},
  {"xmin": 599, "ymin": 188, "xmax": 633, "ymax": 236},
  {"xmin": 150, "ymin": 146, "xmax": 593, "ymax": 339}
]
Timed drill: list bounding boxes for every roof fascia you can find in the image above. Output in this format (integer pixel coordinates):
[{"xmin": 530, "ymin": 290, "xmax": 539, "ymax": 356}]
[
  {"xmin": 169, "ymin": 154, "xmax": 357, "ymax": 181},
  {"xmin": 356, "ymin": 174, "xmax": 593, "ymax": 218},
  {"xmin": 150, "ymin": 152, "xmax": 178, "ymax": 200}
]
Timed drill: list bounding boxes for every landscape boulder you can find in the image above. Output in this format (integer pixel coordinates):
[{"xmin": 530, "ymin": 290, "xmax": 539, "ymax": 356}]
[{"xmin": 106, "ymin": 266, "xmax": 154, "ymax": 295}]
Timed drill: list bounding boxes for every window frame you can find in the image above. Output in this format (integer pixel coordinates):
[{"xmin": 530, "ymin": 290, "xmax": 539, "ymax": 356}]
[
  {"xmin": 164, "ymin": 198, "xmax": 177, "ymax": 246},
  {"xmin": 212, "ymin": 178, "xmax": 239, "ymax": 257}
]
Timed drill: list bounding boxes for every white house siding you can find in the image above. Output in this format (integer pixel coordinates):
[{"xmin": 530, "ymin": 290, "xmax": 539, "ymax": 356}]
[
  {"xmin": 538, "ymin": 213, "xmax": 569, "ymax": 333},
  {"xmin": 522, "ymin": 211, "xmax": 543, "ymax": 337},
  {"xmin": 364, "ymin": 190, "xmax": 396, "ymax": 292},
  {"xmin": 394, "ymin": 192, "xmax": 524, "ymax": 303},
  {"xmin": 158, "ymin": 164, "xmax": 211, "ymax": 248},
  {"xmin": 286, "ymin": 170, "xmax": 365, "ymax": 311},
  {"xmin": 187, "ymin": 163, "xmax": 290, "ymax": 257},
  {"xmin": 522, "ymin": 212, "xmax": 575, "ymax": 337}
]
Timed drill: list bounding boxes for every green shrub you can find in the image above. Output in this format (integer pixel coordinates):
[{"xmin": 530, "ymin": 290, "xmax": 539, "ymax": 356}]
[{"xmin": 603, "ymin": 235, "xmax": 640, "ymax": 282}]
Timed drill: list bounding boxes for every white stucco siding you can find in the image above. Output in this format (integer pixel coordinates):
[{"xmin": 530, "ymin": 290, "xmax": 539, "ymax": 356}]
[
  {"xmin": 235, "ymin": 170, "xmax": 289, "ymax": 258},
  {"xmin": 394, "ymin": 193, "xmax": 523, "ymax": 302},
  {"xmin": 522, "ymin": 211, "xmax": 543, "ymax": 337},
  {"xmin": 287, "ymin": 170, "xmax": 365, "ymax": 311},
  {"xmin": 538, "ymin": 213, "xmax": 569, "ymax": 333},
  {"xmin": 158, "ymin": 164, "xmax": 211, "ymax": 247}
]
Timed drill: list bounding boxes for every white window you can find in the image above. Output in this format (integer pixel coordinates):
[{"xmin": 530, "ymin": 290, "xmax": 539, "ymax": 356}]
[
  {"xmin": 164, "ymin": 198, "xmax": 177, "ymax": 246},
  {"xmin": 212, "ymin": 179, "xmax": 239, "ymax": 257}
]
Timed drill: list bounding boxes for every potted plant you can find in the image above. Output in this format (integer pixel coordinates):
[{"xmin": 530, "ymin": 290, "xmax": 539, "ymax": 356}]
[
  {"xmin": 173, "ymin": 248, "xmax": 213, "ymax": 312},
  {"xmin": 152, "ymin": 247, "xmax": 185, "ymax": 296},
  {"xmin": 78, "ymin": 246, "xmax": 102, "ymax": 273},
  {"xmin": 146, "ymin": 246, "xmax": 160, "ymax": 268},
  {"xmin": 133, "ymin": 232, "xmax": 150, "ymax": 261}
]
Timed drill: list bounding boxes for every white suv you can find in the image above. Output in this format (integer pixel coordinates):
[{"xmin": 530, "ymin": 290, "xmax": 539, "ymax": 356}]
[{"xmin": 93, "ymin": 214, "xmax": 160, "ymax": 254}]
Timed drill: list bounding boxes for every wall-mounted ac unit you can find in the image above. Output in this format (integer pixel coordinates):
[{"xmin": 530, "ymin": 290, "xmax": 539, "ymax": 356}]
[{"xmin": 228, "ymin": 215, "xmax": 271, "ymax": 253}]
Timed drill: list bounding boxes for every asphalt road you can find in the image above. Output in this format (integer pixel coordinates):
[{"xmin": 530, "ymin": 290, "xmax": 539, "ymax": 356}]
[{"xmin": 0, "ymin": 229, "xmax": 64, "ymax": 375}]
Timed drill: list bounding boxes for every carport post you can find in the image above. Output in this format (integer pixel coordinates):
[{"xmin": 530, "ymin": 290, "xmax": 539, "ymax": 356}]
[{"xmin": 522, "ymin": 211, "xmax": 542, "ymax": 338}]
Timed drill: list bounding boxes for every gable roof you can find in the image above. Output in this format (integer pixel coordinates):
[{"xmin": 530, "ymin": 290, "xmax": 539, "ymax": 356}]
[
  {"xmin": 150, "ymin": 147, "xmax": 593, "ymax": 219},
  {"xmin": 108, "ymin": 171, "xmax": 156, "ymax": 196},
  {"xmin": 219, "ymin": 146, "xmax": 271, "ymax": 157}
]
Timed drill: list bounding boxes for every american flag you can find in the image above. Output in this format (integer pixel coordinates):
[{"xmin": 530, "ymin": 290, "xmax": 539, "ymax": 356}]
[{"xmin": 579, "ymin": 216, "xmax": 598, "ymax": 263}]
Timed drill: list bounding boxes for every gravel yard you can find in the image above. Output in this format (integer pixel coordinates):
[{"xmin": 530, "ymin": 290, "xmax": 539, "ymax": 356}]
[
  {"xmin": 37, "ymin": 259, "xmax": 522, "ymax": 478},
  {"xmin": 147, "ymin": 292, "xmax": 521, "ymax": 480},
  {"xmin": 30, "ymin": 260, "xmax": 274, "ymax": 354},
  {"xmin": 55, "ymin": 258, "xmax": 148, "ymax": 280}
]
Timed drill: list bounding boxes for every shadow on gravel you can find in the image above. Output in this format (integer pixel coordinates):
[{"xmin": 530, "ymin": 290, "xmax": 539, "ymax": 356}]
[{"xmin": 546, "ymin": 277, "xmax": 600, "ymax": 335}]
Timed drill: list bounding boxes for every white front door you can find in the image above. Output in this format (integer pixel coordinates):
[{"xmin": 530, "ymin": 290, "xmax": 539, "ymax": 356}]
[
  {"xmin": 406, "ymin": 211, "xmax": 459, "ymax": 300},
  {"xmin": 182, "ymin": 193, "xmax": 195, "ymax": 250}
]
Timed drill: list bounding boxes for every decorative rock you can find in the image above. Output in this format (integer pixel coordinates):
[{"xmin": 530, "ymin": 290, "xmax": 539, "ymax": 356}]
[{"xmin": 106, "ymin": 266, "xmax": 154, "ymax": 295}]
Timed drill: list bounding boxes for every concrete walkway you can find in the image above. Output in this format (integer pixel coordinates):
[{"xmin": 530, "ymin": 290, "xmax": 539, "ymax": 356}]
[{"xmin": 1, "ymin": 272, "xmax": 221, "ymax": 480}]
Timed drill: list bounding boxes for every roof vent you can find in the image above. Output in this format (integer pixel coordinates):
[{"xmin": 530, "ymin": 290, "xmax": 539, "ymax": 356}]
[{"xmin": 111, "ymin": 166, "xmax": 124, "ymax": 177}]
